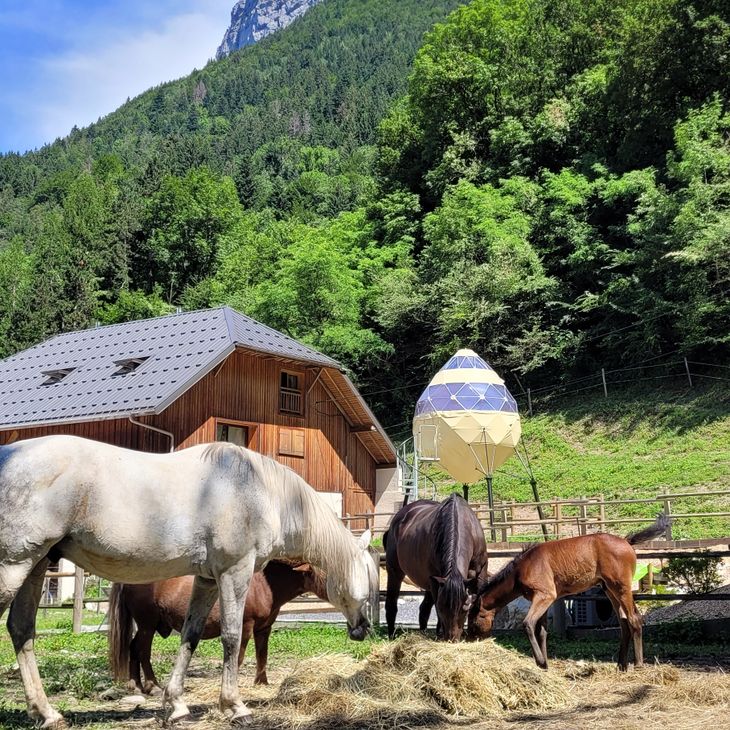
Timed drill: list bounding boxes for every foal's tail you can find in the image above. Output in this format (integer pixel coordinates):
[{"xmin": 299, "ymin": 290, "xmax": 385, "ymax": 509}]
[
  {"xmin": 108, "ymin": 583, "xmax": 133, "ymax": 681},
  {"xmin": 626, "ymin": 512, "xmax": 671, "ymax": 545}
]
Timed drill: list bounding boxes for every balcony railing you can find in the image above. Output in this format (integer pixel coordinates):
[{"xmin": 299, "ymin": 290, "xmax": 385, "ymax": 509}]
[{"xmin": 280, "ymin": 388, "xmax": 302, "ymax": 414}]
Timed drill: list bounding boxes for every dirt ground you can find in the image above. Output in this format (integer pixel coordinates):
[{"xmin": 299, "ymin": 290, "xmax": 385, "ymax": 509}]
[{"xmin": 1, "ymin": 655, "xmax": 727, "ymax": 730}]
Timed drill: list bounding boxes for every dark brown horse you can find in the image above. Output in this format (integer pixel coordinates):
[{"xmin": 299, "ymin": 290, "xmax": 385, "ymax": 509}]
[
  {"xmin": 108, "ymin": 561, "xmax": 328, "ymax": 692},
  {"xmin": 384, "ymin": 493, "xmax": 491, "ymax": 641},
  {"xmin": 468, "ymin": 514, "xmax": 670, "ymax": 670}
]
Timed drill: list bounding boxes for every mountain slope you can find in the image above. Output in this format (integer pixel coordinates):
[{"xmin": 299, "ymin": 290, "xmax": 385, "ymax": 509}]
[
  {"xmin": 0, "ymin": 0, "xmax": 463, "ymax": 196},
  {"xmin": 216, "ymin": 0, "xmax": 323, "ymax": 59}
]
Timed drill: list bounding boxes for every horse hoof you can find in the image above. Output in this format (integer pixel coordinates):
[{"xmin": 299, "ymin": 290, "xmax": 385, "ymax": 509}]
[
  {"xmin": 148, "ymin": 685, "xmax": 164, "ymax": 697},
  {"xmin": 41, "ymin": 717, "xmax": 68, "ymax": 730},
  {"xmin": 231, "ymin": 715, "xmax": 253, "ymax": 727},
  {"xmin": 167, "ymin": 707, "xmax": 192, "ymax": 724},
  {"xmin": 223, "ymin": 705, "xmax": 253, "ymax": 726},
  {"xmin": 167, "ymin": 713, "xmax": 192, "ymax": 726}
]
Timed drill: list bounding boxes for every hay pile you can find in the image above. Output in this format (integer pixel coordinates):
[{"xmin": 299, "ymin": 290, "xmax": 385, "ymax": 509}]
[
  {"xmin": 257, "ymin": 635, "xmax": 571, "ymax": 729},
  {"xmin": 582, "ymin": 663, "xmax": 730, "ymax": 712}
]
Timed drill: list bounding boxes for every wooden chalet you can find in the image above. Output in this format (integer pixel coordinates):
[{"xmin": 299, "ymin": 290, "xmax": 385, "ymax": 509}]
[{"xmin": 0, "ymin": 307, "xmax": 399, "ymax": 520}]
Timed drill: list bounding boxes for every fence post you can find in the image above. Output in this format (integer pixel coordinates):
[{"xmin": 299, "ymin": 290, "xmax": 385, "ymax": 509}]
[
  {"xmin": 684, "ymin": 357, "xmax": 693, "ymax": 387},
  {"xmin": 554, "ymin": 498, "xmax": 561, "ymax": 539},
  {"xmin": 527, "ymin": 388, "xmax": 533, "ymax": 417},
  {"xmin": 661, "ymin": 492, "xmax": 673, "ymax": 541},
  {"xmin": 72, "ymin": 564, "xmax": 84, "ymax": 634},
  {"xmin": 499, "ymin": 502, "xmax": 508, "ymax": 543},
  {"xmin": 598, "ymin": 494, "xmax": 606, "ymax": 533},
  {"xmin": 601, "ymin": 368, "xmax": 608, "ymax": 398},
  {"xmin": 579, "ymin": 497, "xmax": 588, "ymax": 536},
  {"xmin": 509, "ymin": 499, "xmax": 516, "ymax": 541}
]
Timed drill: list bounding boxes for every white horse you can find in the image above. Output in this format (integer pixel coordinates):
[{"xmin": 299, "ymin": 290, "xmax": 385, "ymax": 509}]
[{"xmin": 0, "ymin": 435, "xmax": 378, "ymax": 728}]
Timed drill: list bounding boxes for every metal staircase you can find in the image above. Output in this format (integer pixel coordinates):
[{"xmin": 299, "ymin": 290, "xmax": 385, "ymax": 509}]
[{"xmin": 397, "ymin": 437, "xmax": 438, "ymax": 504}]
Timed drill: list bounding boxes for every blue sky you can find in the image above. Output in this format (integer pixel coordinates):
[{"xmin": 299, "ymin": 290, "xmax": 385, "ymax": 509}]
[{"xmin": 0, "ymin": 0, "xmax": 233, "ymax": 153}]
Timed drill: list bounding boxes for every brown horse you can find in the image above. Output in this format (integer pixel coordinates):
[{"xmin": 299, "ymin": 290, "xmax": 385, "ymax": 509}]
[
  {"xmin": 467, "ymin": 513, "xmax": 670, "ymax": 670},
  {"xmin": 384, "ymin": 493, "xmax": 491, "ymax": 641},
  {"xmin": 108, "ymin": 560, "xmax": 328, "ymax": 692}
]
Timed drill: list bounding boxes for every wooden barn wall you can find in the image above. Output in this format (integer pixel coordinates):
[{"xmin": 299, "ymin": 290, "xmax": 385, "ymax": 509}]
[
  {"xmin": 145, "ymin": 351, "xmax": 376, "ymax": 517},
  {"xmin": 1, "ymin": 351, "xmax": 377, "ymax": 517}
]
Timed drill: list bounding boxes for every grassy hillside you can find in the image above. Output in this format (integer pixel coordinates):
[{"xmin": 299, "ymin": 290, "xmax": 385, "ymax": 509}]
[{"xmin": 433, "ymin": 381, "xmax": 730, "ymax": 539}]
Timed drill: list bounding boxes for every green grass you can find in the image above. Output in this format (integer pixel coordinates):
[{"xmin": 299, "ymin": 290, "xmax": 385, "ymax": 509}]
[{"xmin": 430, "ymin": 381, "xmax": 730, "ymax": 538}]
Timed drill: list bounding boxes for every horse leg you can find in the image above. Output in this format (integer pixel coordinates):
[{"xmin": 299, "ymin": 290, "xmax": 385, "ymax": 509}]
[
  {"xmin": 610, "ymin": 584, "xmax": 644, "ymax": 668},
  {"xmin": 537, "ymin": 612, "xmax": 548, "ymax": 665},
  {"xmin": 253, "ymin": 626, "xmax": 272, "ymax": 685},
  {"xmin": 628, "ymin": 606, "xmax": 644, "ymax": 668},
  {"xmin": 522, "ymin": 593, "xmax": 554, "ymax": 669},
  {"xmin": 237, "ymin": 619, "xmax": 253, "ymax": 668},
  {"xmin": 137, "ymin": 628, "xmax": 162, "ymax": 696},
  {"xmin": 0, "ymin": 560, "xmax": 35, "ymax": 619},
  {"xmin": 164, "ymin": 576, "xmax": 219, "ymax": 723},
  {"xmin": 418, "ymin": 591, "xmax": 434, "ymax": 632},
  {"xmin": 385, "ymin": 567, "xmax": 404, "ymax": 639},
  {"xmin": 6, "ymin": 558, "xmax": 67, "ymax": 729},
  {"xmin": 128, "ymin": 632, "xmax": 145, "ymax": 693},
  {"xmin": 216, "ymin": 557, "xmax": 256, "ymax": 723},
  {"xmin": 604, "ymin": 585, "xmax": 632, "ymax": 671}
]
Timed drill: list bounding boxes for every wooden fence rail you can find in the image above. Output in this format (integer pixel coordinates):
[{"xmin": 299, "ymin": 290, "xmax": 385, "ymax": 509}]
[{"xmin": 343, "ymin": 487, "xmax": 730, "ymax": 542}]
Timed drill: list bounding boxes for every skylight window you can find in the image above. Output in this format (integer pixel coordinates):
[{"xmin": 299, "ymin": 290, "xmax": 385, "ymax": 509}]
[
  {"xmin": 113, "ymin": 357, "xmax": 149, "ymax": 376},
  {"xmin": 41, "ymin": 368, "xmax": 75, "ymax": 385}
]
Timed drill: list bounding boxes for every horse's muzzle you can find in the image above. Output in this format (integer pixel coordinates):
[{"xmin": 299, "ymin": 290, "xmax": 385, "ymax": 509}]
[{"xmin": 348, "ymin": 618, "xmax": 370, "ymax": 641}]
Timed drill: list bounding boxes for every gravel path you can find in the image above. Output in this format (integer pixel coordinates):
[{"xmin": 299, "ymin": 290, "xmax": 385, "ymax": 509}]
[
  {"xmin": 276, "ymin": 595, "xmax": 436, "ymax": 628},
  {"xmin": 645, "ymin": 584, "xmax": 730, "ymax": 623}
]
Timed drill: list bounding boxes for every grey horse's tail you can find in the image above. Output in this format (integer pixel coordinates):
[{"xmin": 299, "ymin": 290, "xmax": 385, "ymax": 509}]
[
  {"xmin": 108, "ymin": 583, "xmax": 133, "ymax": 681},
  {"xmin": 626, "ymin": 512, "xmax": 671, "ymax": 545}
]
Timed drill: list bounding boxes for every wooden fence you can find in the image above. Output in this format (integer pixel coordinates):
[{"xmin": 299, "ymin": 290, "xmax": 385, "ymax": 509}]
[
  {"xmin": 40, "ymin": 489, "xmax": 729, "ymax": 633},
  {"xmin": 343, "ymin": 488, "xmax": 730, "ymax": 543}
]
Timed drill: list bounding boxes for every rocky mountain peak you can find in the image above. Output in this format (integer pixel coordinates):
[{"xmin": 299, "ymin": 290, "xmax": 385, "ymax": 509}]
[{"xmin": 216, "ymin": 0, "xmax": 323, "ymax": 60}]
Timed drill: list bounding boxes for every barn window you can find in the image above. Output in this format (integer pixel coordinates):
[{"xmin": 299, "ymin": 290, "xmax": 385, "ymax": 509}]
[
  {"xmin": 216, "ymin": 423, "xmax": 249, "ymax": 447},
  {"xmin": 112, "ymin": 356, "xmax": 149, "ymax": 376},
  {"xmin": 279, "ymin": 427, "xmax": 305, "ymax": 457},
  {"xmin": 41, "ymin": 368, "xmax": 75, "ymax": 385},
  {"xmin": 279, "ymin": 370, "xmax": 303, "ymax": 415}
]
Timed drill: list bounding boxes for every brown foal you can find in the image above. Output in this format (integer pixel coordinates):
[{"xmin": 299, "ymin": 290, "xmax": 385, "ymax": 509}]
[
  {"xmin": 468, "ymin": 514, "xmax": 669, "ymax": 670},
  {"xmin": 108, "ymin": 560, "xmax": 328, "ymax": 691}
]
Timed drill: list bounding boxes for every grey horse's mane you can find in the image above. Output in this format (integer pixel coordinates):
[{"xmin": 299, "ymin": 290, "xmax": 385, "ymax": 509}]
[{"xmin": 202, "ymin": 443, "xmax": 370, "ymax": 591}]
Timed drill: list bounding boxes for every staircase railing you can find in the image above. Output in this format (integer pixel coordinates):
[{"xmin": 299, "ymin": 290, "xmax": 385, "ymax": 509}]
[{"xmin": 397, "ymin": 437, "xmax": 438, "ymax": 503}]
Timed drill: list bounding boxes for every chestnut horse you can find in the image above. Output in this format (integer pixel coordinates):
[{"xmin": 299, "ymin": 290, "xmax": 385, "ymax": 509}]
[
  {"xmin": 109, "ymin": 561, "xmax": 329, "ymax": 692},
  {"xmin": 468, "ymin": 513, "xmax": 670, "ymax": 670},
  {"xmin": 384, "ymin": 493, "xmax": 490, "ymax": 641}
]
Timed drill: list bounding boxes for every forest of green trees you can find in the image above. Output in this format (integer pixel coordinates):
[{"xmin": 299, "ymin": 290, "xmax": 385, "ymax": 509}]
[{"xmin": 0, "ymin": 0, "xmax": 728, "ymax": 434}]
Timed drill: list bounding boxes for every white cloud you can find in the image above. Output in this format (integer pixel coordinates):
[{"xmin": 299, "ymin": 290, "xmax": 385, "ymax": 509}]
[{"xmin": 20, "ymin": 0, "xmax": 232, "ymax": 148}]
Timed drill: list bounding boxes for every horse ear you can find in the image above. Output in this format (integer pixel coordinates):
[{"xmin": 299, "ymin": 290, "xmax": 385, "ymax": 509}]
[
  {"xmin": 292, "ymin": 563, "xmax": 312, "ymax": 573},
  {"xmin": 358, "ymin": 529, "xmax": 371, "ymax": 549}
]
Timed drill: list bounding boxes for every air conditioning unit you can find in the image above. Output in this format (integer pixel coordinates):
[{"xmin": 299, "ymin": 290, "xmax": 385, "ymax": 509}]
[{"xmin": 570, "ymin": 587, "xmax": 618, "ymax": 627}]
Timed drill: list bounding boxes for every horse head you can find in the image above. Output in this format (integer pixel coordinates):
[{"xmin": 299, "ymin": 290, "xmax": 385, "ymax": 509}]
[
  {"xmin": 293, "ymin": 563, "xmax": 329, "ymax": 602},
  {"xmin": 466, "ymin": 594, "xmax": 497, "ymax": 640},
  {"xmin": 325, "ymin": 529, "xmax": 377, "ymax": 641},
  {"xmin": 431, "ymin": 575, "xmax": 475, "ymax": 641}
]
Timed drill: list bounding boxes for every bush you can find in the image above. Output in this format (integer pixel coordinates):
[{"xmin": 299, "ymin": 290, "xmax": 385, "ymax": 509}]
[{"xmin": 661, "ymin": 555, "xmax": 723, "ymax": 593}]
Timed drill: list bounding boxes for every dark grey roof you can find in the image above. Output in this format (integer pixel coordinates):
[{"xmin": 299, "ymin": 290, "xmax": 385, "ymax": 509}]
[{"xmin": 0, "ymin": 307, "xmax": 340, "ymax": 429}]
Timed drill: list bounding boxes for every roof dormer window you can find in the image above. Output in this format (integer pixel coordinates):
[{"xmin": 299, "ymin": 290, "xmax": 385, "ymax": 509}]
[
  {"xmin": 41, "ymin": 368, "xmax": 75, "ymax": 385},
  {"xmin": 113, "ymin": 357, "xmax": 149, "ymax": 376}
]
